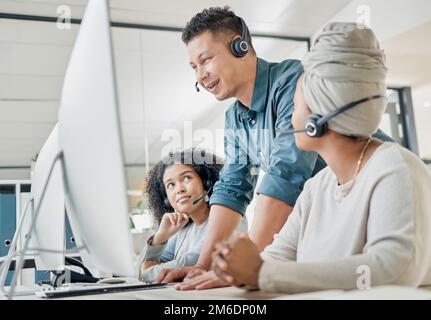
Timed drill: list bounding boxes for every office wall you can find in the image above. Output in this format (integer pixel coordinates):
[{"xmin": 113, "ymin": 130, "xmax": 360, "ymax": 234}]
[{"xmin": 412, "ymin": 82, "xmax": 431, "ymax": 159}]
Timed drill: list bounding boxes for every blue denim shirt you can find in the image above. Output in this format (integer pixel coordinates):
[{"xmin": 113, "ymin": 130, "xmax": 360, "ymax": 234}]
[
  {"xmin": 209, "ymin": 58, "xmax": 319, "ymax": 215},
  {"xmin": 209, "ymin": 57, "xmax": 391, "ymax": 216}
]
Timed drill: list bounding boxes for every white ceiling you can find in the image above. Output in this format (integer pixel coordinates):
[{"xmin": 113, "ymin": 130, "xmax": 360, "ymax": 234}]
[
  {"xmin": 1, "ymin": 0, "xmax": 430, "ymax": 188},
  {"xmin": 0, "ymin": 0, "xmax": 352, "ymax": 37},
  {"xmin": 2, "ymin": 0, "xmax": 337, "ymax": 187}
]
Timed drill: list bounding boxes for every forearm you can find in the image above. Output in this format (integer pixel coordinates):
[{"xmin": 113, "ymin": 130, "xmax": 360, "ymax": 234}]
[
  {"xmin": 259, "ymin": 250, "xmax": 412, "ymax": 294},
  {"xmin": 152, "ymin": 232, "xmax": 169, "ymax": 245},
  {"xmin": 197, "ymin": 204, "xmax": 241, "ymax": 269},
  {"xmin": 140, "ymin": 234, "xmax": 176, "ymax": 265},
  {"xmin": 249, "ymin": 194, "xmax": 293, "ymax": 252}
]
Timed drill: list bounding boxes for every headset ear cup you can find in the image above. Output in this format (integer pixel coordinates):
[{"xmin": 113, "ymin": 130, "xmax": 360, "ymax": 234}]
[
  {"xmin": 199, "ymin": 165, "xmax": 213, "ymax": 192},
  {"xmin": 203, "ymin": 176, "xmax": 213, "ymax": 190},
  {"xmin": 305, "ymin": 114, "xmax": 327, "ymax": 138},
  {"xmin": 319, "ymin": 121, "xmax": 328, "ymax": 137},
  {"xmin": 230, "ymin": 38, "xmax": 248, "ymax": 58},
  {"xmin": 237, "ymin": 40, "xmax": 249, "ymax": 56},
  {"xmin": 230, "ymin": 38, "xmax": 240, "ymax": 57}
]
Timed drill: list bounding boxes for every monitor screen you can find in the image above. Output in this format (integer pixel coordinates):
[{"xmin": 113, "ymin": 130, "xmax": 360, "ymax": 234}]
[{"xmin": 58, "ymin": 0, "xmax": 135, "ymax": 277}]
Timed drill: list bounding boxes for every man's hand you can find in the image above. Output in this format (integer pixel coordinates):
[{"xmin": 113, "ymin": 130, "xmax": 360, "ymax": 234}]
[
  {"xmin": 176, "ymin": 270, "xmax": 231, "ymax": 290},
  {"xmin": 212, "ymin": 233, "xmax": 263, "ymax": 288},
  {"xmin": 183, "ymin": 264, "xmax": 207, "ymax": 280}
]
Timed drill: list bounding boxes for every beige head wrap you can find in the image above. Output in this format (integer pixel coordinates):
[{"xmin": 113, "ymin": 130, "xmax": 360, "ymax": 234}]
[{"xmin": 302, "ymin": 22, "xmax": 388, "ymax": 137}]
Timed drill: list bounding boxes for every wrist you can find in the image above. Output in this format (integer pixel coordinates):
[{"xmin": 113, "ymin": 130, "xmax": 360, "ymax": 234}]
[
  {"xmin": 196, "ymin": 254, "xmax": 212, "ymax": 270},
  {"xmin": 249, "ymin": 257, "xmax": 263, "ymax": 288},
  {"xmin": 152, "ymin": 232, "xmax": 169, "ymax": 245},
  {"xmin": 194, "ymin": 263, "xmax": 208, "ymax": 271}
]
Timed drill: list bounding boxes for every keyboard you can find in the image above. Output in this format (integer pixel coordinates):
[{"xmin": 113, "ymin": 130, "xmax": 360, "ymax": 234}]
[{"xmin": 35, "ymin": 282, "xmax": 167, "ymax": 298}]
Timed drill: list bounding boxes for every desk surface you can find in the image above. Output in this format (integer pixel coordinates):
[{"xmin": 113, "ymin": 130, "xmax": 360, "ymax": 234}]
[
  {"xmin": 5, "ymin": 284, "xmax": 431, "ymax": 300},
  {"xmin": 134, "ymin": 285, "xmax": 431, "ymax": 300}
]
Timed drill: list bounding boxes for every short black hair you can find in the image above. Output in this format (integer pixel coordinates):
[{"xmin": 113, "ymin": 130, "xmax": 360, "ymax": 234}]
[
  {"xmin": 182, "ymin": 6, "xmax": 253, "ymax": 48},
  {"xmin": 145, "ymin": 148, "xmax": 223, "ymax": 224}
]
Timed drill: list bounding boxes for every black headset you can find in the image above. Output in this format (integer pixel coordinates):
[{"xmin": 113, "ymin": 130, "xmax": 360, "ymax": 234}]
[
  {"xmin": 230, "ymin": 16, "xmax": 249, "ymax": 58},
  {"xmin": 289, "ymin": 94, "xmax": 386, "ymax": 138},
  {"xmin": 162, "ymin": 165, "xmax": 215, "ymax": 209}
]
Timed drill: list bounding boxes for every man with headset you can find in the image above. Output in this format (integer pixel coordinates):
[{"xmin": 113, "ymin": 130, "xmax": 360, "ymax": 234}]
[{"xmin": 156, "ymin": 7, "xmax": 390, "ymax": 289}]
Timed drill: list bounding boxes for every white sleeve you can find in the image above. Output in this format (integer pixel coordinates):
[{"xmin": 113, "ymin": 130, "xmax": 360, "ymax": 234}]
[{"xmin": 259, "ymin": 165, "xmax": 418, "ymax": 294}]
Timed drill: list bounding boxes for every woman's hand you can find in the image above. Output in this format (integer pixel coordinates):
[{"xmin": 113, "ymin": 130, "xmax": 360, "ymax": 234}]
[
  {"xmin": 211, "ymin": 233, "xmax": 263, "ymax": 288},
  {"xmin": 152, "ymin": 211, "xmax": 189, "ymax": 245}
]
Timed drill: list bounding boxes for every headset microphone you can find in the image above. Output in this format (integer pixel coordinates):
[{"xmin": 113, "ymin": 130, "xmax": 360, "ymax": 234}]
[
  {"xmin": 195, "ymin": 82, "xmax": 200, "ymax": 92},
  {"xmin": 192, "ymin": 185, "xmax": 213, "ymax": 205},
  {"xmin": 282, "ymin": 128, "xmax": 312, "ymax": 135}
]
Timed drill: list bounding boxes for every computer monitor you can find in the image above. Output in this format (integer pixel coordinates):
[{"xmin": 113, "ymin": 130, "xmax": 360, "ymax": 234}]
[
  {"xmin": 30, "ymin": 123, "xmax": 65, "ymax": 271},
  {"xmin": 57, "ymin": 0, "xmax": 135, "ymax": 277}
]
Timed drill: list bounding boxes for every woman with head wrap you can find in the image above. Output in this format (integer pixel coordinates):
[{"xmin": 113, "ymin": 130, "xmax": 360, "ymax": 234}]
[{"xmin": 211, "ymin": 22, "xmax": 431, "ymax": 293}]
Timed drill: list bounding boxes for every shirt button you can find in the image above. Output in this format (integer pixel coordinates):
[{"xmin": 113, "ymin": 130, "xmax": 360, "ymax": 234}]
[{"xmin": 251, "ymin": 120, "xmax": 256, "ymax": 125}]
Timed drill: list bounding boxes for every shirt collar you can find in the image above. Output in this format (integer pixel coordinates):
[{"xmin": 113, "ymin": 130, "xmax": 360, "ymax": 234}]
[
  {"xmin": 235, "ymin": 57, "xmax": 270, "ymax": 116},
  {"xmin": 249, "ymin": 57, "xmax": 270, "ymax": 113}
]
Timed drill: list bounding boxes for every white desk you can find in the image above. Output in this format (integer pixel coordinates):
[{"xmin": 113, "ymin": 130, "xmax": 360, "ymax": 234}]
[
  {"xmin": 135, "ymin": 285, "xmax": 431, "ymax": 300},
  {"xmin": 5, "ymin": 284, "xmax": 431, "ymax": 300}
]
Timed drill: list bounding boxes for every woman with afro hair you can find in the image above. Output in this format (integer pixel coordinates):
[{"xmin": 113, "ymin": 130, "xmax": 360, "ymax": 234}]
[{"xmin": 138, "ymin": 148, "xmax": 247, "ymax": 282}]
